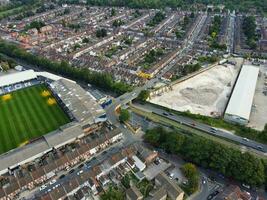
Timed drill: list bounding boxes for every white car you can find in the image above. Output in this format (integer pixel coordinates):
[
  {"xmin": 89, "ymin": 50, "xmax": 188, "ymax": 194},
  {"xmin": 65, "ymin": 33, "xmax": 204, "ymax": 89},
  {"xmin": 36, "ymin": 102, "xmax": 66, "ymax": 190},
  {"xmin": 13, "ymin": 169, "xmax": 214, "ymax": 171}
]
[
  {"xmin": 242, "ymin": 183, "xmax": 250, "ymax": 189},
  {"xmin": 49, "ymin": 179, "xmax": 56, "ymax": 185},
  {"xmin": 39, "ymin": 184, "xmax": 47, "ymax": 191}
]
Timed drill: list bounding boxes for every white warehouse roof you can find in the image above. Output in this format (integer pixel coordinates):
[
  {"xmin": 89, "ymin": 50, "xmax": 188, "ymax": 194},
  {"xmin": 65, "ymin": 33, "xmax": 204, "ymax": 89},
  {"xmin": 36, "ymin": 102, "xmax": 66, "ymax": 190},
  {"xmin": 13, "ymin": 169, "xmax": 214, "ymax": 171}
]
[
  {"xmin": 0, "ymin": 70, "xmax": 37, "ymax": 87},
  {"xmin": 225, "ymin": 65, "xmax": 259, "ymax": 121}
]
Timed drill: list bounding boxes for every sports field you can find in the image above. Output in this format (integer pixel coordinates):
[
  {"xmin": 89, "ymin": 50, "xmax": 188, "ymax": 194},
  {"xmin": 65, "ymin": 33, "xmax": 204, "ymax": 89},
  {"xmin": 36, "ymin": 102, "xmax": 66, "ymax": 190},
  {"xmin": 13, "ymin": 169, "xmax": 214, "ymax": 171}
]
[{"xmin": 0, "ymin": 84, "xmax": 70, "ymax": 154}]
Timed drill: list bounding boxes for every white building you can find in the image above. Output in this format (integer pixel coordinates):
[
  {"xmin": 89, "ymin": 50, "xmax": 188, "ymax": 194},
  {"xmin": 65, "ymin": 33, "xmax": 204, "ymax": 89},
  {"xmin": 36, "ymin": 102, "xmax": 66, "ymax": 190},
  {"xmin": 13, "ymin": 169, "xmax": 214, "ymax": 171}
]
[{"xmin": 224, "ymin": 65, "xmax": 259, "ymax": 125}]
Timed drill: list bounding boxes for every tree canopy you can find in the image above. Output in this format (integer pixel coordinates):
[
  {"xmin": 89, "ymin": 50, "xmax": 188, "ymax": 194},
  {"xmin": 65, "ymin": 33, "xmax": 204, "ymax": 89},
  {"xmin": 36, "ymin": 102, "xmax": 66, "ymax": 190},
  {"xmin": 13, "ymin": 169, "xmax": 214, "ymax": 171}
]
[
  {"xmin": 96, "ymin": 28, "xmax": 107, "ymax": 38},
  {"xmin": 181, "ymin": 163, "xmax": 200, "ymax": 194},
  {"xmin": 86, "ymin": 0, "xmax": 266, "ymax": 14},
  {"xmin": 119, "ymin": 109, "xmax": 130, "ymax": 122},
  {"xmin": 0, "ymin": 40, "xmax": 132, "ymax": 95},
  {"xmin": 242, "ymin": 16, "xmax": 257, "ymax": 49},
  {"xmin": 137, "ymin": 90, "xmax": 150, "ymax": 102},
  {"xmin": 144, "ymin": 127, "xmax": 266, "ymax": 187},
  {"xmin": 100, "ymin": 186, "xmax": 124, "ymax": 200}
]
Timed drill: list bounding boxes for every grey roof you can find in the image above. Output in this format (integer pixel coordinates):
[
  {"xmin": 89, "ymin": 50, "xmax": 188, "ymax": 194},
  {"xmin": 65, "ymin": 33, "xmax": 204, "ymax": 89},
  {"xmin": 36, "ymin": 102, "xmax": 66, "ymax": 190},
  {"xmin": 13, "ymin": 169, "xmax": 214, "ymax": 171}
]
[
  {"xmin": 50, "ymin": 79, "xmax": 105, "ymax": 125},
  {"xmin": 147, "ymin": 186, "xmax": 167, "ymax": 200},
  {"xmin": 0, "ymin": 139, "xmax": 51, "ymax": 174},
  {"xmin": 225, "ymin": 65, "xmax": 259, "ymax": 120},
  {"xmin": 155, "ymin": 172, "xmax": 184, "ymax": 200},
  {"xmin": 126, "ymin": 185, "xmax": 143, "ymax": 200},
  {"xmin": 44, "ymin": 123, "xmax": 84, "ymax": 148}
]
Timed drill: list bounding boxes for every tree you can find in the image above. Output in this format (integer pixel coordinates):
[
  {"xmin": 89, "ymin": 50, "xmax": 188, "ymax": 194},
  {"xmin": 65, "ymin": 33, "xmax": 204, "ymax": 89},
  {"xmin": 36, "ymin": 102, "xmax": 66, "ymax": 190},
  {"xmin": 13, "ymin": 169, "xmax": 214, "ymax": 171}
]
[
  {"xmin": 112, "ymin": 19, "xmax": 124, "ymax": 27},
  {"xmin": 25, "ymin": 21, "xmax": 45, "ymax": 31},
  {"xmin": 175, "ymin": 30, "xmax": 182, "ymax": 39},
  {"xmin": 100, "ymin": 186, "xmax": 124, "ymax": 200},
  {"xmin": 242, "ymin": 16, "xmax": 257, "ymax": 49},
  {"xmin": 119, "ymin": 109, "xmax": 130, "ymax": 122},
  {"xmin": 181, "ymin": 163, "xmax": 200, "ymax": 194},
  {"xmin": 0, "ymin": 61, "xmax": 10, "ymax": 71},
  {"xmin": 137, "ymin": 90, "xmax": 150, "ymax": 102},
  {"xmin": 181, "ymin": 163, "xmax": 198, "ymax": 177},
  {"xmin": 147, "ymin": 11, "xmax": 165, "ymax": 27},
  {"xmin": 123, "ymin": 36, "xmax": 133, "ymax": 45},
  {"xmin": 111, "ymin": 8, "xmax": 116, "ymax": 16},
  {"xmin": 82, "ymin": 37, "xmax": 89, "ymax": 43},
  {"xmin": 96, "ymin": 28, "xmax": 107, "ymax": 38}
]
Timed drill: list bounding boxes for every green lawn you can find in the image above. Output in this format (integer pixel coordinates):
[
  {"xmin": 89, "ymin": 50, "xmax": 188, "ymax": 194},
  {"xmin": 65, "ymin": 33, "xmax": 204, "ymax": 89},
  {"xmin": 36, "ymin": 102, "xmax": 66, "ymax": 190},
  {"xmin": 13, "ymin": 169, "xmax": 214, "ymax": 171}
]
[{"xmin": 0, "ymin": 84, "xmax": 70, "ymax": 154}]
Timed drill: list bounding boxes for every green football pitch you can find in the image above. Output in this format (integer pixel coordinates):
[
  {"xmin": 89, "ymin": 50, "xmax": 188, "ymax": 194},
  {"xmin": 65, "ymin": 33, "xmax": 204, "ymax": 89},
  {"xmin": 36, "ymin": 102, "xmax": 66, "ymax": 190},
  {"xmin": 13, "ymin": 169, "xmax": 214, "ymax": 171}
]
[{"xmin": 0, "ymin": 84, "xmax": 70, "ymax": 154}]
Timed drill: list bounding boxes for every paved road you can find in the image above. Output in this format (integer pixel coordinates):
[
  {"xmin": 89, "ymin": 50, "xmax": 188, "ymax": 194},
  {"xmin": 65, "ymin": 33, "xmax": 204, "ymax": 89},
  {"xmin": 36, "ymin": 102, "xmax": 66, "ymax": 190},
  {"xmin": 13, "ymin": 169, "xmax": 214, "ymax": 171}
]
[
  {"xmin": 133, "ymin": 103, "xmax": 267, "ymax": 154},
  {"xmin": 105, "ymin": 12, "xmax": 207, "ymax": 124}
]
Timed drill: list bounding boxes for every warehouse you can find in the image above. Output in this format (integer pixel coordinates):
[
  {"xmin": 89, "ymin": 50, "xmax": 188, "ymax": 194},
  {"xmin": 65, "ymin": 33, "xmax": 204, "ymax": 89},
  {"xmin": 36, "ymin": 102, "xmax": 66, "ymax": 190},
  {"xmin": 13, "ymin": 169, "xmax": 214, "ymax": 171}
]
[{"xmin": 224, "ymin": 65, "xmax": 259, "ymax": 125}]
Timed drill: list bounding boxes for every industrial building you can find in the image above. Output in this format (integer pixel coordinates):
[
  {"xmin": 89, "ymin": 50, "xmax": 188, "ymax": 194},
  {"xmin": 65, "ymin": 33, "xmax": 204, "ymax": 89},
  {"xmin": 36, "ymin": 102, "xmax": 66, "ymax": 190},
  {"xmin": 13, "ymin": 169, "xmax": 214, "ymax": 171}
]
[{"xmin": 224, "ymin": 65, "xmax": 259, "ymax": 125}]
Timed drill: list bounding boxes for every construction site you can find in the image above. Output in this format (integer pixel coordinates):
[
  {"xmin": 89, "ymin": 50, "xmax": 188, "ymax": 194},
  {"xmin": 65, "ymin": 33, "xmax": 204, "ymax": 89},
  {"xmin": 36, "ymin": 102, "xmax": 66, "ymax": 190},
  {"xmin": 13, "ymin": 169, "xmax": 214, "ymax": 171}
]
[{"xmin": 150, "ymin": 58, "xmax": 243, "ymax": 117}]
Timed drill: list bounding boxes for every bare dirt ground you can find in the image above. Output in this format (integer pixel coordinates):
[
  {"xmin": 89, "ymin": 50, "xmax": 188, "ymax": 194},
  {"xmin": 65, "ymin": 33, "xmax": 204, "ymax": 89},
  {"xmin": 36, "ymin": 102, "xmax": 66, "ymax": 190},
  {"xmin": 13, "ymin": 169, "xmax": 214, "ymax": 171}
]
[{"xmin": 150, "ymin": 58, "xmax": 243, "ymax": 117}]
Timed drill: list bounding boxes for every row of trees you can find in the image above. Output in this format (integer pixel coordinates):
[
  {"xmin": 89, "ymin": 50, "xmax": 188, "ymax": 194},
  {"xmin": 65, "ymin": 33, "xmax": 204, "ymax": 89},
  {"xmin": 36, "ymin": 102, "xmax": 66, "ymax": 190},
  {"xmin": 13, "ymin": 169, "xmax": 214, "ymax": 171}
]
[
  {"xmin": 208, "ymin": 16, "xmax": 227, "ymax": 51},
  {"xmin": 197, "ymin": 55, "xmax": 219, "ymax": 64},
  {"xmin": 0, "ymin": 40, "xmax": 132, "ymax": 95},
  {"xmin": 180, "ymin": 63, "xmax": 201, "ymax": 76},
  {"xmin": 0, "ymin": 0, "xmax": 44, "ymax": 20},
  {"xmin": 86, "ymin": 0, "xmax": 266, "ymax": 14},
  {"xmin": 242, "ymin": 16, "xmax": 257, "ymax": 49},
  {"xmin": 144, "ymin": 126, "xmax": 266, "ymax": 187}
]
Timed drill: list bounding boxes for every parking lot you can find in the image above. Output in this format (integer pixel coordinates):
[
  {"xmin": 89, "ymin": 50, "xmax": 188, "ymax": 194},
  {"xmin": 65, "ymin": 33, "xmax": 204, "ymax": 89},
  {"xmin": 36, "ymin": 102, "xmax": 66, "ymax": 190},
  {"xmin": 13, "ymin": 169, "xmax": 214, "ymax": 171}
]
[
  {"xmin": 165, "ymin": 166, "xmax": 186, "ymax": 184},
  {"xmin": 248, "ymin": 64, "xmax": 267, "ymax": 131},
  {"xmin": 143, "ymin": 158, "xmax": 171, "ymax": 180}
]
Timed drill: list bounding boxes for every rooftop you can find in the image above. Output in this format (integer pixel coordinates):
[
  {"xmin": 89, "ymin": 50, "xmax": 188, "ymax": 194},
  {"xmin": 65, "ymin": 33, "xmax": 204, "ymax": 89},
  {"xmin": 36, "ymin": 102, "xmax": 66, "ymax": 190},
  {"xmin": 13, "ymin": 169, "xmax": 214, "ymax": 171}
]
[
  {"xmin": 0, "ymin": 70, "xmax": 37, "ymax": 87},
  {"xmin": 126, "ymin": 185, "xmax": 143, "ymax": 200},
  {"xmin": 50, "ymin": 79, "xmax": 105, "ymax": 125},
  {"xmin": 225, "ymin": 65, "xmax": 259, "ymax": 120},
  {"xmin": 155, "ymin": 172, "xmax": 184, "ymax": 200}
]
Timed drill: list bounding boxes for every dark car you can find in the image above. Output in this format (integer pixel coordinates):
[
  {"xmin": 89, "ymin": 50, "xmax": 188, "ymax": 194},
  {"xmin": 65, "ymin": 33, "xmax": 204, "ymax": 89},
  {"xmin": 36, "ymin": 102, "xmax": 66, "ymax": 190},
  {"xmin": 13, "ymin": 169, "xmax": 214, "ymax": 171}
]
[
  {"xmin": 78, "ymin": 163, "xmax": 84, "ymax": 168},
  {"xmin": 59, "ymin": 174, "xmax": 65, "ymax": 179},
  {"xmin": 207, "ymin": 194, "xmax": 214, "ymax": 200}
]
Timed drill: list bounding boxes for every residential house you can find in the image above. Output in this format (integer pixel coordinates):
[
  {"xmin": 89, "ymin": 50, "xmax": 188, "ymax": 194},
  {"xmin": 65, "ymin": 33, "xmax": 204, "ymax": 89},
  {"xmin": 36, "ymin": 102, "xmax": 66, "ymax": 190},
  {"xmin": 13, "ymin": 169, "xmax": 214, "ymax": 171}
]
[
  {"xmin": 214, "ymin": 185, "xmax": 252, "ymax": 200},
  {"xmin": 154, "ymin": 172, "xmax": 184, "ymax": 200}
]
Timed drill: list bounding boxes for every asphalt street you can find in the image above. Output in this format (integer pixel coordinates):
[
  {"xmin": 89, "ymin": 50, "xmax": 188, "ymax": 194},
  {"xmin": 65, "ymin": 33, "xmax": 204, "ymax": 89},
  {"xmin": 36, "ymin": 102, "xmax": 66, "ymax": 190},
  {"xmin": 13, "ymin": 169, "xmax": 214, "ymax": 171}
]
[{"xmin": 133, "ymin": 103, "xmax": 267, "ymax": 154}]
